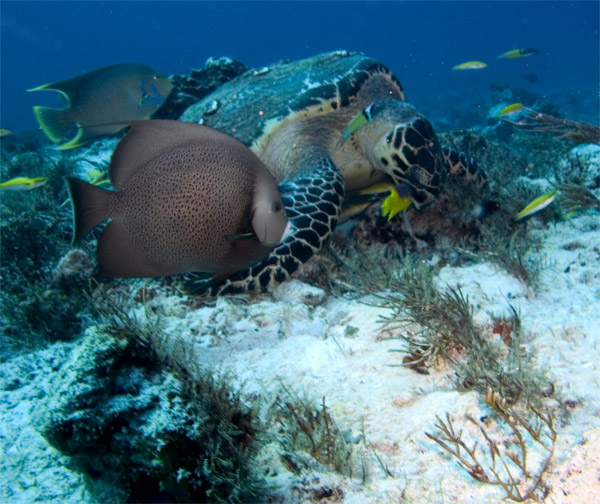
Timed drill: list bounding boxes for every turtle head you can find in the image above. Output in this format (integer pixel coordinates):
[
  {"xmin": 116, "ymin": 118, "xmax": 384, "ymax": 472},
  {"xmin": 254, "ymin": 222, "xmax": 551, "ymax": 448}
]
[{"xmin": 354, "ymin": 100, "xmax": 447, "ymax": 209}]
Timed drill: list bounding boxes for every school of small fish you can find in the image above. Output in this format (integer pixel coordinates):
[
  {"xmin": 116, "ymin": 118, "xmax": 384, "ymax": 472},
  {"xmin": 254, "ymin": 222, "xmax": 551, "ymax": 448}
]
[{"xmin": 452, "ymin": 47, "xmax": 539, "ymax": 71}]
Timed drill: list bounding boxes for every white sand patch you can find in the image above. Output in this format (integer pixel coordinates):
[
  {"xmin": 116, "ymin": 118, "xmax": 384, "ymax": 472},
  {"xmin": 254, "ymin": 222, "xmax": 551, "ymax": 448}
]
[{"xmin": 1, "ymin": 213, "xmax": 598, "ymax": 503}]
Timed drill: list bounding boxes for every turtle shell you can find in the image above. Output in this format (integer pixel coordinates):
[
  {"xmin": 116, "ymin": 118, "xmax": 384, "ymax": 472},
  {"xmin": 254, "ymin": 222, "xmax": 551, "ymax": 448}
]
[{"xmin": 180, "ymin": 51, "xmax": 405, "ymax": 149}]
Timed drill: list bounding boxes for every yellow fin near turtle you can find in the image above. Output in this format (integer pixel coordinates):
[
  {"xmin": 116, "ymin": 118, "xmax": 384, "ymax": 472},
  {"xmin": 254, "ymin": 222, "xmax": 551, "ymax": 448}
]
[
  {"xmin": 338, "ymin": 101, "xmax": 385, "ymax": 146},
  {"xmin": 29, "ymin": 63, "xmax": 173, "ymax": 150}
]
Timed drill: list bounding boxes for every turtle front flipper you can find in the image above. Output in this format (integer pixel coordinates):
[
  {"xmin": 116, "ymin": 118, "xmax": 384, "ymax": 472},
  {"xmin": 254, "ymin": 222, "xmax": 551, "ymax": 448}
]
[
  {"xmin": 442, "ymin": 146, "xmax": 488, "ymax": 190},
  {"xmin": 181, "ymin": 157, "xmax": 345, "ymax": 297}
]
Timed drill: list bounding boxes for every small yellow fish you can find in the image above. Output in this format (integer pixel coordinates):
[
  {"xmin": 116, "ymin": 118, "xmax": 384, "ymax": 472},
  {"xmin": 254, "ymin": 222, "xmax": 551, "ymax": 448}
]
[
  {"xmin": 339, "ymin": 101, "xmax": 385, "ymax": 146},
  {"xmin": 452, "ymin": 61, "xmax": 487, "ymax": 71},
  {"xmin": 339, "ymin": 202, "xmax": 372, "ymax": 222},
  {"xmin": 498, "ymin": 48, "xmax": 539, "ymax": 59},
  {"xmin": 88, "ymin": 170, "xmax": 109, "ymax": 186},
  {"xmin": 0, "ymin": 129, "xmax": 12, "ymax": 136},
  {"xmin": 516, "ymin": 189, "xmax": 558, "ymax": 220},
  {"xmin": 381, "ymin": 184, "xmax": 413, "ymax": 220},
  {"xmin": 499, "ymin": 103, "xmax": 524, "ymax": 117},
  {"xmin": 0, "ymin": 176, "xmax": 49, "ymax": 191}
]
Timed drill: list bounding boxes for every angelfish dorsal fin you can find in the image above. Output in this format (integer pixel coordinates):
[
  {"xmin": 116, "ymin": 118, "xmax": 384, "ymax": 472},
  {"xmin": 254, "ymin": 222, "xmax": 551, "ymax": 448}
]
[
  {"xmin": 28, "ymin": 70, "xmax": 99, "ymax": 107},
  {"xmin": 109, "ymin": 120, "xmax": 226, "ymax": 189}
]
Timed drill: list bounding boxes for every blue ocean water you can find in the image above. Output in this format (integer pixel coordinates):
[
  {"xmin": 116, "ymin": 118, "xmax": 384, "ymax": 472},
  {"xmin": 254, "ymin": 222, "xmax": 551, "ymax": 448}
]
[
  {"xmin": 2, "ymin": 3, "xmax": 600, "ymax": 503},
  {"xmin": 1, "ymin": 1, "xmax": 599, "ymax": 134}
]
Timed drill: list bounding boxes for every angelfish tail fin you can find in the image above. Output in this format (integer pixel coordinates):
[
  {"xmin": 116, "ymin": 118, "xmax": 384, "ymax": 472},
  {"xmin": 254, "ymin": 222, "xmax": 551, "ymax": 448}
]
[
  {"xmin": 63, "ymin": 177, "xmax": 113, "ymax": 243},
  {"xmin": 32, "ymin": 106, "xmax": 71, "ymax": 144}
]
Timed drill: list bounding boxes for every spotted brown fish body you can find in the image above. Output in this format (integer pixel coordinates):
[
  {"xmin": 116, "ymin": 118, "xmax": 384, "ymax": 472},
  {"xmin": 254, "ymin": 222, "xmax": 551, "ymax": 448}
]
[
  {"xmin": 65, "ymin": 120, "xmax": 289, "ymax": 278},
  {"xmin": 29, "ymin": 63, "xmax": 173, "ymax": 149}
]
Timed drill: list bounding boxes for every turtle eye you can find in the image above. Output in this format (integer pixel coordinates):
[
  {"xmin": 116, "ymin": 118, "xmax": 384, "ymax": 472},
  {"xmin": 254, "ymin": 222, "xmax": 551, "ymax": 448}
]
[{"xmin": 271, "ymin": 201, "xmax": 282, "ymax": 212}]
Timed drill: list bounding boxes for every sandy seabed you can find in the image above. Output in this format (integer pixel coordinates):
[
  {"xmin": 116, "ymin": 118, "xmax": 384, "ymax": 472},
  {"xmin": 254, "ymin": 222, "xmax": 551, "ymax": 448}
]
[{"xmin": 1, "ymin": 203, "xmax": 599, "ymax": 503}]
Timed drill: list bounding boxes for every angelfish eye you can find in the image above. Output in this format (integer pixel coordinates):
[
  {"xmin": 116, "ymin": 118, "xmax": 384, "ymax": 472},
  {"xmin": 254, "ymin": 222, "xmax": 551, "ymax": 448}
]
[{"xmin": 271, "ymin": 201, "xmax": 282, "ymax": 212}]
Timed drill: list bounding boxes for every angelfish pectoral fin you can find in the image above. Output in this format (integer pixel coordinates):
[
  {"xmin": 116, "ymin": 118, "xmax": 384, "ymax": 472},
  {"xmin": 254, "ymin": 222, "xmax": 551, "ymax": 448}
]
[{"xmin": 225, "ymin": 231, "xmax": 256, "ymax": 242}]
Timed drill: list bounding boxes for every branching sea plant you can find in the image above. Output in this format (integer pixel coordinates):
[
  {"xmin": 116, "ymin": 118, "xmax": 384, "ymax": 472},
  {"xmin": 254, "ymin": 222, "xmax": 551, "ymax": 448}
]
[
  {"xmin": 464, "ymin": 225, "xmax": 543, "ymax": 289},
  {"xmin": 272, "ymin": 382, "xmax": 355, "ymax": 477},
  {"xmin": 555, "ymin": 182, "xmax": 600, "ymax": 215},
  {"xmin": 504, "ymin": 106, "xmax": 600, "ymax": 145},
  {"xmin": 0, "ymin": 153, "xmax": 95, "ymax": 351},
  {"xmin": 385, "ymin": 282, "xmax": 550, "ymax": 406},
  {"xmin": 426, "ymin": 389, "xmax": 556, "ymax": 502}
]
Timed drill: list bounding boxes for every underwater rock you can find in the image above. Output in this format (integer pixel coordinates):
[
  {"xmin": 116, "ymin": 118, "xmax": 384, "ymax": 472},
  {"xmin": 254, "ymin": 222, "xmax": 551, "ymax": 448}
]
[
  {"xmin": 0, "ymin": 341, "xmax": 91, "ymax": 503},
  {"xmin": 154, "ymin": 56, "xmax": 247, "ymax": 120},
  {"xmin": 558, "ymin": 144, "xmax": 600, "ymax": 190},
  {"xmin": 489, "ymin": 83, "xmax": 537, "ymax": 108},
  {"xmin": 52, "ymin": 249, "xmax": 94, "ymax": 287},
  {"xmin": 37, "ymin": 326, "xmax": 268, "ymax": 503},
  {"xmin": 271, "ymin": 279, "xmax": 328, "ymax": 307}
]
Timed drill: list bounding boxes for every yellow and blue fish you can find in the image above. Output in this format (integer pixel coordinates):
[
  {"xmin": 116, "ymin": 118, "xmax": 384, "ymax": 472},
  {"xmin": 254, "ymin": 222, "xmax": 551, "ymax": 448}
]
[
  {"xmin": 381, "ymin": 184, "xmax": 413, "ymax": 220},
  {"xmin": 452, "ymin": 61, "xmax": 487, "ymax": 71},
  {"xmin": 515, "ymin": 188, "xmax": 558, "ymax": 220},
  {"xmin": 0, "ymin": 176, "xmax": 49, "ymax": 191},
  {"xmin": 498, "ymin": 48, "xmax": 539, "ymax": 59},
  {"xmin": 339, "ymin": 101, "xmax": 385, "ymax": 146},
  {"xmin": 0, "ymin": 129, "xmax": 12, "ymax": 137},
  {"xmin": 498, "ymin": 103, "xmax": 524, "ymax": 117}
]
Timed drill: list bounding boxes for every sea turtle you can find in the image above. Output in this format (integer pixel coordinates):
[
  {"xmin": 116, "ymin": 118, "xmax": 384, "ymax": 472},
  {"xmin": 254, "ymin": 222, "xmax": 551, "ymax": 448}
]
[{"xmin": 180, "ymin": 51, "xmax": 487, "ymax": 296}]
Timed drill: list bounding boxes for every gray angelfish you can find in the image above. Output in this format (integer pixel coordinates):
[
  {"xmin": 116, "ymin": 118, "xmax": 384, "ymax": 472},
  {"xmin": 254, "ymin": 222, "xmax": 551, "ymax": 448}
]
[{"xmin": 65, "ymin": 120, "xmax": 289, "ymax": 278}]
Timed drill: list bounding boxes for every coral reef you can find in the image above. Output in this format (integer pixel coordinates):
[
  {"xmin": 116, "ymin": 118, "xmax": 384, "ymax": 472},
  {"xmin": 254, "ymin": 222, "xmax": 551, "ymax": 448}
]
[
  {"xmin": 2, "ymin": 52, "xmax": 599, "ymax": 504},
  {"xmin": 0, "ymin": 149, "xmax": 93, "ymax": 351},
  {"xmin": 154, "ymin": 56, "xmax": 247, "ymax": 120},
  {"xmin": 37, "ymin": 300, "xmax": 268, "ymax": 503},
  {"xmin": 557, "ymin": 144, "xmax": 600, "ymax": 190}
]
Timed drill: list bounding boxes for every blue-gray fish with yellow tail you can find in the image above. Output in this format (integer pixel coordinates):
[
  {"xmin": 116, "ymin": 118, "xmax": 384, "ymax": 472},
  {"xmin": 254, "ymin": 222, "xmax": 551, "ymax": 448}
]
[
  {"xmin": 65, "ymin": 120, "xmax": 290, "ymax": 278},
  {"xmin": 29, "ymin": 63, "xmax": 173, "ymax": 150}
]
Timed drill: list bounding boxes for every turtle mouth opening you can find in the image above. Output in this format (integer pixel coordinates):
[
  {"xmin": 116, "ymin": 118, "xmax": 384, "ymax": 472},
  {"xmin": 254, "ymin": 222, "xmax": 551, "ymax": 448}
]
[{"xmin": 376, "ymin": 117, "xmax": 446, "ymax": 208}]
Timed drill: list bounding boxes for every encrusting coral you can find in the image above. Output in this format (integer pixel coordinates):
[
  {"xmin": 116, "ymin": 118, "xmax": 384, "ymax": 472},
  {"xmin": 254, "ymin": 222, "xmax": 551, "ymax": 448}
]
[{"xmin": 36, "ymin": 296, "xmax": 269, "ymax": 503}]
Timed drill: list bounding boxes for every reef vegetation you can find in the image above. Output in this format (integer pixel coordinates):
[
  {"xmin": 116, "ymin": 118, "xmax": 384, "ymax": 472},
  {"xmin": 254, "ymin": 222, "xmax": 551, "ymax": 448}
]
[{"xmin": 1, "ymin": 52, "xmax": 599, "ymax": 502}]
